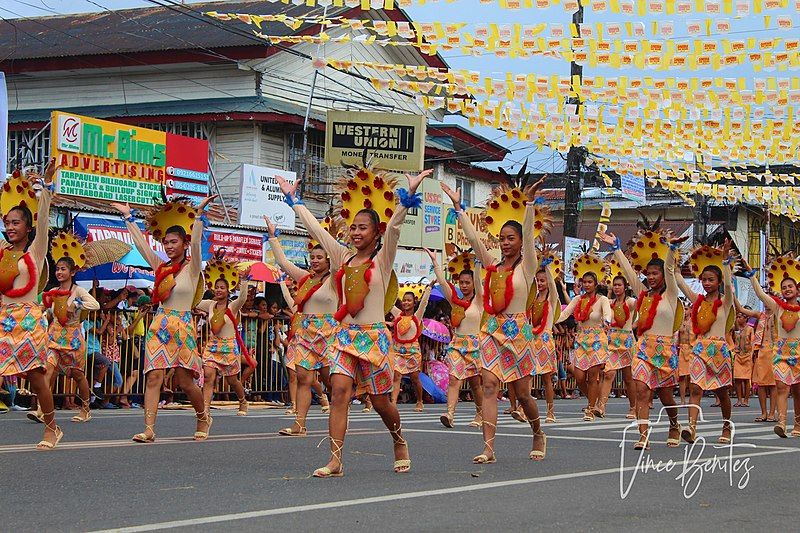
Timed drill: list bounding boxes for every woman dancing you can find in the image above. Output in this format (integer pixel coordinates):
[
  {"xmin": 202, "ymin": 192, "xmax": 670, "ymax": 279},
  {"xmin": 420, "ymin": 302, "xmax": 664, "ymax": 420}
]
[
  {"xmin": 675, "ymin": 241, "xmax": 735, "ymax": 443},
  {"xmin": 441, "ymin": 177, "xmax": 547, "ymax": 463},
  {"xmin": 265, "ymin": 217, "xmax": 334, "ymax": 434},
  {"xmin": 732, "ymin": 311, "xmax": 754, "ymax": 407},
  {"xmin": 738, "ymin": 303, "xmax": 777, "ymax": 421},
  {"xmin": 40, "ymin": 248, "xmax": 100, "ymax": 423},
  {"xmin": 278, "ymin": 167, "xmax": 430, "ymax": 476},
  {"xmin": 676, "ymin": 302, "xmax": 693, "ymax": 404},
  {"xmin": 426, "ymin": 248, "xmax": 484, "ymax": 428},
  {"xmin": 600, "ymin": 272, "xmax": 638, "ymax": 419},
  {"xmin": 112, "ymin": 195, "xmax": 216, "ymax": 442},
  {"xmin": 599, "ymin": 229, "xmax": 685, "ymax": 450},
  {"xmin": 197, "ymin": 260, "xmax": 252, "ymax": 417},
  {"xmin": 744, "ymin": 255, "xmax": 800, "ymax": 438},
  {"xmin": 390, "ymin": 286, "xmax": 432, "ymax": 411},
  {"xmin": 527, "ymin": 258, "xmax": 561, "ymax": 423},
  {"xmin": 555, "ymin": 257, "xmax": 612, "ymax": 421},
  {"xmin": 0, "ymin": 163, "xmax": 59, "ymax": 448}
]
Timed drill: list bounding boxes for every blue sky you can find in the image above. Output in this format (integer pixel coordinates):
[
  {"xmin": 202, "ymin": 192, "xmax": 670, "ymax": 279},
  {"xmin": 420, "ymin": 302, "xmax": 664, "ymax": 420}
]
[{"xmin": 3, "ymin": 0, "xmax": 797, "ymax": 174}]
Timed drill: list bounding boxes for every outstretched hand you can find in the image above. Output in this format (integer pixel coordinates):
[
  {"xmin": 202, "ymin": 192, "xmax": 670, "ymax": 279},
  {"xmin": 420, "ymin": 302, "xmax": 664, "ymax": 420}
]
[
  {"xmin": 423, "ymin": 247, "xmax": 437, "ymax": 264},
  {"xmin": 110, "ymin": 202, "xmax": 132, "ymax": 218},
  {"xmin": 198, "ymin": 194, "xmax": 218, "ymax": 211},
  {"xmin": 405, "ymin": 169, "xmax": 433, "ymax": 194},
  {"xmin": 669, "ymin": 235, "xmax": 690, "ymax": 245},
  {"xmin": 598, "ymin": 231, "xmax": 617, "ymax": 246},
  {"xmin": 523, "ymin": 175, "xmax": 547, "ymax": 200},
  {"xmin": 263, "ymin": 215, "xmax": 277, "ymax": 238},
  {"xmin": 439, "ymin": 182, "xmax": 461, "ymax": 209},
  {"xmin": 276, "ymin": 176, "xmax": 300, "ymax": 198}
]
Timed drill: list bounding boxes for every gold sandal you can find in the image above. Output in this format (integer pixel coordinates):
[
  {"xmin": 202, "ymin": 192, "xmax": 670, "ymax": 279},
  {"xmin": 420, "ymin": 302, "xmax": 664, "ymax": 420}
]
[
  {"xmin": 279, "ymin": 416, "xmax": 307, "ymax": 436},
  {"xmin": 681, "ymin": 423, "xmax": 697, "ymax": 444},
  {"xmin": 718, "ymin": 420, "xmax": 733, "ymax": 444},
  {"xmin": 472, "ymin": 420, "xmax": 496, "ymax": 464},
  {"xmin": 132, "ymin": 410, "xmax": 157, "ymax": 443},
  {"xmin": 626, "ymin": 408, "xmax": 636, "ymax": 420},
  {"xmin": 313, "ymin": 437, "xmax": 344, "ymax": 478},
  {"xmin": 236, "ymin": 399, "xmax": 248, "ymax": 417},
  {"xmin": 510, "ymin": 409, "xmax": 528, "ymax": 423},
  {"xmin": 468, "ymin": 406, "xmax": 483, "ymax": 427},
  {"xmin": 35, "ymin": 412, "xmax": 63, "ymax": 451},
  {"xmin": 389, "ymin": 424, "xmax": 411, "ymax": 473},
  {"xmin": 529, "ymin": 417, "xmax": 546, "ymax": 460},
  {"xmin": 193, "ymin": 410, "xmax": 213, "ymax": 441},
  {"xmin": 774, "ymin": 416, "xmax": 788, "ymax": 438},
  {"xmin": 27, "ymin": 409, "xmax": 44, "ymax": 424},
  {"xmin": 414, "ymin": 402, "xmax": 424, "ymax": 413},
  {"xmin": 440, "ymin": 410, "xmax": 455, "ymax": 428},
  {"xmin": 791, "ymin": 415, "xmax": 800, "ymax": 437},
  {"xmin": 71, "ymin": 399, "xmax": 92, "ymax": 423},
  {"xmin": 545, "ymin": 403, "xmax": 556, "ymax": 423},
  {"xmin": 666, "ymin": 420, "xmax": 682, "ymax": 447},
  {"xmin": 634, "ymin": 423, "xmax": 650, "ymax": 450}
]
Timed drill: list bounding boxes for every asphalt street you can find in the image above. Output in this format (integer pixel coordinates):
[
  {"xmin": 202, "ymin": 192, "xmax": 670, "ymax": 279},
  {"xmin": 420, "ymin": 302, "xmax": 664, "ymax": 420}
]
[{"xmin": 1, "ymin": 397, "xmax": 798, "ymax": 532}]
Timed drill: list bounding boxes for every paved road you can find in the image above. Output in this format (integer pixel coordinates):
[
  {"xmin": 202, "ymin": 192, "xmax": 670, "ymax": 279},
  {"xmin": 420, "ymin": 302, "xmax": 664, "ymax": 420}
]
[{"xmin": 1, "ymin": 397, "xmax": 798, "ymax": 532}]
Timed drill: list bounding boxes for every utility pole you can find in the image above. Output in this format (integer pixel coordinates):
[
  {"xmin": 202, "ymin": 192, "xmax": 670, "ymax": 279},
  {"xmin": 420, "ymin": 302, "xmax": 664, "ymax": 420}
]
[{"xmin": 563, "ymin": 2, "xmax": 584, "ymax": 239}]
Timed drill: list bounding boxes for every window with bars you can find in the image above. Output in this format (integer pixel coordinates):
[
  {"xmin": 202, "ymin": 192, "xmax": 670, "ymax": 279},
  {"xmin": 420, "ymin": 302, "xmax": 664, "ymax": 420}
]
[
  {"xmin": 287, "ymin": 131, "xmax": 339, "ymax": 199},
  {"xmin": 455, "ymin": 178, "xmax": 474, "ymax": 207},
  {"xmin": 142, "ymin": 122, "xmax": 211, "ymax": 140}
]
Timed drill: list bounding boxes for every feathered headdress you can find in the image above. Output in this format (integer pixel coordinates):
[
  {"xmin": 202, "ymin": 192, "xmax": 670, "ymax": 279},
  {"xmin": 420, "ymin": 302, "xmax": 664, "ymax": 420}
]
[
  {"xmin": 445, "ymin": 245, "xmax": 476, "ymax": 282},
  {"xmin": 571, "ymin": 248, "xmax": 608, "ymax": 283},
  {"xmin": 203, "ymin": 249, "xmax": 241, "ymax": 291},
  {"xmin": 687, "ymin": 244, "xmax": 733, "ymax": 280},
  {"xmin": 144, "ymin": 196, "xmax": 198, "ymax": 242},
  {"xmin": 482, "ymin": 161, "xmax": 551, "ymax": 240},
  {"xmin": 604, "ymin": 254, "xmax": 626, "ymax": 285},
  {"xmin": 307, "ymin": 213, "xmax": 345, "ymax": 251},
  {"xmin": 0, "ymin": 171, "xmax": 40, "ymax": 223},
  {"xmin": 538, "ymin": 245, "xmax": 563, "ymax": 280},
  {"xmin": 627, "ymin": 212, "xmax": 675, "ymax": 273}
]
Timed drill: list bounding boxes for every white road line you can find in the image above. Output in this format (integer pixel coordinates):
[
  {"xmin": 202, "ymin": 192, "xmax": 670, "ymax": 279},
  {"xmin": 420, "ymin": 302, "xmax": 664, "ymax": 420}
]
[{"xmin": 89, "ymin": 447, "xmax": 799, "ymax": 533}]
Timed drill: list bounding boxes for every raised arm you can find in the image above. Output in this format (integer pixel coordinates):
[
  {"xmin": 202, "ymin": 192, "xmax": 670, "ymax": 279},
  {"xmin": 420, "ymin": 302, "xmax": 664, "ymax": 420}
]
[
  {"xmin": 376, "ymin": 205, "xmax": 408, "ymax": 274},
  {"xmin": 415, "ymin": 285, "xmax": 432, "ymax": 321},
  {"xmin": 294, "ymin": 203, "xmax": 348, "ymax": 268},
  {"xmin": 189, "ymin": 196, "xmax": 216, "ymax": 279},
  {"xmin": 545, "ymin": 267, "xmax": 560, "ymax": 312},
  {"xmin": 721, "ymin": 263, "xmax": 734, "ymax": 308},
  {"xmin": 266, "ymin": 216, "xmax": 309, "ymax": 282},
  {"xmin": 664, "ymin": 249, "xmax": 680, "ymax": 301},
  {"xmin": 676, "ymin": 272, "xmax": 699, "ymax": 302},
  {"xmin": 473, "ymin": 263, "xmax": 483, "ymax": 299},
  {"xmin": 734, "ymin": 296, "xmax": 761, "ymax": 318},
  {"xmin": 522, "ymin": 202, "xmax": 539, "ymax": 279},
  {"xmin": 431, "ymin": 264, "xmax": 454, "ymax": 303},
  {"xmin": 440, "ymin": 182, "xmax": 494, "ymax": 267},
  {"xmin": 615, "ymin": 250, "xmax": 645, "ymax": 295},
  {"xmin": 600, "ymin": 295, "xmax": 613, "ymax": 324},
  {"xmin": 749, "ymin": 275, "xmax": 778, "ymax": 312},
  {"xmin": 278, "ymin": 281, "xmax": 296, "ymax": 312},
  {"xmin": 31, "ymin": 187, "xmax": 53, "ymax": 264},
  {"xmin": 112, "ymin": 202, "xmax": 162, "ymax": 270},
  {"xmin": 230, "ymin": 278, "xmax": 250, "ymax": 315},
  {"xmin": 554, "ymin": 295, "xmax": 579, "ymax": 324}
]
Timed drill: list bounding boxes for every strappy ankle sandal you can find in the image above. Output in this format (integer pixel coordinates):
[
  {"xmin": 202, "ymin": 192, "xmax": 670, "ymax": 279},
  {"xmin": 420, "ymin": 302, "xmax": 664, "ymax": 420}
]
[
  {"xmin": 528, "ymin": 417, "xmax": 547, "ymax": 460},
  {"xmin": 681, "ymin": 423, "xmax": 697, "ymax": 444},
  {"xmin": 626, "ymin": 408, "xmax": 636, "ymax": 420},
  {"xmin": 193, "ymin": 410, "xmax": 213, "ymax": 441},
  {"xmin": 132, "ymin": 410, "xmax": 157, "ymax": 443},
  {"xmin": 545, "ymin": 403, "xmax": 556, "ymax": 423},
  {"xmin": 511, "ymin": 409, "xmax": 528, "ymax": 423},
  {"xmin": 236, "ymin": 399, "xmax": 249, "ymax": 417},
  {"xmin": 718, "ymin": 421, "xmax": 733, "ymax": 444},
  {"xmin": 583, "ymin": 409, "xmax": 595, "ymax": 422},
  {"xmin": 71, "ymin": 400, "xmax": 92, "ymax": 423},
  {"xmin": 472, "ymin": 420, "xmax": 496, "ymax": 464},
  {"xmin": 278, "ymin": 421, "xmax": 307, "ymax": 436},
  {"xmin": 791, "ymin": 415, "xmax": 800, "ymax": 437},
  {"xmin": 440, "ymin": 410, "xmax": 455, "ymax": 428},
  {"xmin": 27, "ymin": 409, "xmax": 44, "ymax": 424},
  {"xmin": 414, "ymin": 402, "xmax": 424, "ymax": 413},
  {"xmin": 362, "ymin": 404, "xmax": 372, "ymax": 413},
  {"xmin": 666, "ymin": 420, "xmax": 682, "ymax": 447},
  {"xmin": 313, "ymin": 437, "xmax": 344, "ymax": 478},
  {"xmin": 774, "ymin": 417, "xmax": 788, "ymax": 438},
  {"xmin": 36, "ymin": 412, "xmax": 63, "ymax": 451},
  {"xmin": 634, "ymin": 423, "xmax": 650, "ymax": 450},
  {"xmin": 389, "ymin": 424, "xmax": 411, "ymax": 473}
]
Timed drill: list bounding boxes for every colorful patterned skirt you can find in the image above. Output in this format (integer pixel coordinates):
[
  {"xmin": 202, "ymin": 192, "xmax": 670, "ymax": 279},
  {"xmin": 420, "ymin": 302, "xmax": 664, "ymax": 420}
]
[
  {"xmin": 572, "ymin": 326, "xmax": 610, "ymax": 371},
  {"xmin": 606, "ymin": 327, "xmax": 635, "ymax": 371},
  {"xmin": 46, "ymin": 323, "xmax": 87, "ymax": 373},
  {"xmin": 329, "ymin": 323, "xmax": 393, "ymax": 395},
  {"xmin": 286, "ymin": 313, "xmax": 336, "ymax": 371},
  {"xmin": 480, "ymin": 312, "xmax": 534, "ymax": 383},
  {"xmin": 393, "ymin": 341, "xmax": 421, "ymax": 375},
  {"xmin": 689, "ymin": 336, "xmax": 733, "ymax": 390},
  {"xmin": 733, "ymin": 350, "xmax": 754, "ymax": 380},
  {"xmin": 532, "ymin": 331, "xmax": 556, "ymax": 375},
  {"xmin": 633, "ymin": 333, "xmax": 679, "ymax": 390},
  {"xmin": 678, "ymin": 344, "xmax": 692, "ymax": 377},
  {"xmin": 752, "ymin": 343, "xmax": 776, "ymax": 386},
  {"xmin": 773, "ymin": 338, "xmax": 800, "ymax": 385},
  {"xmin": 446, "ymin": 333, "xmax": 481, "ymax": 380},
  {"xmin": 144, "ymin": 308, "xmax": 202, "ymax": 378},
  {"xmin": 202, "ymin": 336, "xmax": 241, "ymax": 377},
  {"xmin": 0, "ymin": 303, "xmax": 48, "ymax": 377}
]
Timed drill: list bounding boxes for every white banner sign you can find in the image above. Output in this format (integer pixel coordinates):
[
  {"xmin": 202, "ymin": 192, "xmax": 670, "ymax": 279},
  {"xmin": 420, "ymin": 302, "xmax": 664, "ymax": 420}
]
[
  {"xmin": 238, "ymin": 164, "xmax": 297, "ymax": 229},
  {"xmin": 564, "ymin": 236, "xmax": 591, "ymax": 284}
]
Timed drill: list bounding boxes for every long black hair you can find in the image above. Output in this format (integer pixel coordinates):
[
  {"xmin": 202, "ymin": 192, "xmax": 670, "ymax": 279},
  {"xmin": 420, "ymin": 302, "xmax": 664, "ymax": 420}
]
[
  {"xmin": 354, "ymin": 208, "xmax": 383, "ymax": 255},
  {"xmin": 4, "ymin": 205, "xmax": 35, "ymax": 250}
]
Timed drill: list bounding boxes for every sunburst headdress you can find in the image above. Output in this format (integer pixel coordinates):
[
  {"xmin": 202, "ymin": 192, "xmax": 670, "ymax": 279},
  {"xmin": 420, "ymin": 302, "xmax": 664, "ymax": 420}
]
[
  {"xmin": 144, "ymin": 196, "xmax": 199, "ymax": 242},
  {"xmin": 627, "ymin": 213, "xmax": 675, "ymax": 273},
  {"xmin": 203, "ymin": 249, "xmax": 241, "ymax": 291},
  {"xmin": 765, "ymin": 253, "xmax": 800, "ymax": 294},
  {"xmin": 50, "ymin": 231, "xmax": 131, "ymax": 270},
  {"xmin": 481, "ymin": 162, "xmax": 552, "ymax": 240},
  {"xmin": 570, "ymin": 249, "xmax": 609, "ymax": 284}
]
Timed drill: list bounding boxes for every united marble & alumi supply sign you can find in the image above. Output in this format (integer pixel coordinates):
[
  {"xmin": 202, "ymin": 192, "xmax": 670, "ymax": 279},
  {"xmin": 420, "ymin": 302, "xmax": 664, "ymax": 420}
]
[
  {"xmin": 50, "ymin": 111, "xmax": 210, "ymax": 205},
  {"xmin": 324, "ymin": 110, "xmax": 426, "ymax": 172}
]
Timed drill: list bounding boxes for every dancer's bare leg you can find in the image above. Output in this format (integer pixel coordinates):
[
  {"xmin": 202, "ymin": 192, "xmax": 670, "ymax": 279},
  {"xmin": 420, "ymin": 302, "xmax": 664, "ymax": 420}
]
[
  {"xmin": 468, "ymin": 375, "xmax": 484, "ymax": 424},
  {"xmin": 410, "ymin": 371, "xmax": 424, "ymax": 411},
  {"xmin": 391, "ymin": 371, "xmax": 402, "ymax": 405},
  {"xmin": 475, "ymin": 370, "xmax": 500, "ymax": 461},
  {"xmin": 27, "ymin": 370, "xmax": 58, "ymax": 447},
  {"xmin": 173, "ymin": 368, "xmax": 209, "ymax": 436},
  {"xmin": 201, "ymin": 366, "xmax": 217, "ymax": 411},
  {"xmin": 512, "ymin": 376, "xmax": 545, "ymax": 459},
  {"xmin": 371, "ymin": 393, "xmax": 410, "ymax": 471},
  {"xmin": 315, "ymin": 373, "xmax": 351, "ymax": 475}
]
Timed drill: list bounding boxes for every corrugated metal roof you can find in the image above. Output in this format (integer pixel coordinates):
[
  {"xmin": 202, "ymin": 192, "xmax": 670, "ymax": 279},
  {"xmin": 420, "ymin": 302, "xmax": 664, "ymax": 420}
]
[
  {"xmin": 8, "ymin": 96, "xmax": 324, "ymax": 124},
  {"xmin": 0, "ymin": 1, "xmax": 345, "ymax": 61}
]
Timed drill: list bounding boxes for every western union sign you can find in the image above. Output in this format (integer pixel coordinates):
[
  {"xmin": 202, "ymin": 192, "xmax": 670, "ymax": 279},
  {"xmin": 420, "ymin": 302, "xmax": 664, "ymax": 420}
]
[{"xmin": 324, "ymin": 110, "xmax": 425, "ymax": 172}]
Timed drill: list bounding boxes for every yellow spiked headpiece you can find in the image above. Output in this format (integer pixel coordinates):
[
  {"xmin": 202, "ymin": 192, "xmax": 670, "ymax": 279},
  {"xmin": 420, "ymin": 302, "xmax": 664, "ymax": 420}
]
[
  {"xmin": 627, "ymin": 215, "xmax": 674, "ymax": 273},
  {"xmin": 145, "ymin": 197, "xmax": 199, "ymax": 242},
  {"xmin": 765, "ymin": 254, "xmax": 800, "ymax": 294},
  {"xmin": 538, "ymin": 246, "xmax": 563, "ymax": 280},
  {"xmin": 604, "ymin": 254, "xmax": 626, "ymax": 285},
  {"xmin": 571, "ymin": 252, "xmax": 608, "ymax": 283},
  {"xmin": 203, "ymin": 251, "xmax": 241, "ymax": 292},
  {"xmin": 446, "ymin": 250, "xmax": 476, "ymax": 282},
  {"xmin": 687, "ymin": 245, "xmax": 727, "ymax": 280},
  {"xmin": 50, "ymin": 231, "xmax": 132, "ymax": 271},
  {"xmin": 0, "ymin": 174, "xmax": 39, "ymax": 224},
  {"xmin": 336, "ymin": 162, "xmax": 398, "ymax": 233}
]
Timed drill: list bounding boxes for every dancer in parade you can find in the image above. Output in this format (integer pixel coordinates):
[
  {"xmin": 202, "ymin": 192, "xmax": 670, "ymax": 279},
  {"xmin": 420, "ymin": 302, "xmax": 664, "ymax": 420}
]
[
  {"xmin": 265, "ymin": 216, "xmax": 335, "ymax": 435},
  {"xmin": 112, "ymin": 195, "xmax": 216, "ymax": 442},
  {"xmin": 426, "ymin": 248, "xmax": 484, "ymax": 428},
  {"xmin": 277, "ymin": 165, "xmax": 430, "ymax": 476},
  {"xmin": 732, "ymin": 311, "xmax": 754, "ymax": 407},
  {"xmin": 675, "ymin": 241, "xmax": 736, "ymax": 443},
  {"xmin": 441, "ymin": 170, "xmax": 547, "ymax": 464},
  {"xmin": 600, "ymin": 222, "xmax": 686, "ymax": 450},
  {"xmin": 600, "ymin": 258, "xmax": 638, "ymax": 419},
  {"xmin": 676, "ymin": 301, "xmax": 693, "ymax": 404},
  {"xmin": 390, "ymin": 285, "xmax": 432, "ymax": 411},
  {"xmin": 737, "ymin": 303, "xmax": 777, "ymax": 422},
  {"xmin": 744, "ymin": 255, "xmax": 800, "ymax": 437},
  {"xmin": 555, "ymin": 253, "xmax": 613, "ymax": 420},
  {"xmin": 196, "ymin": 255, "xmax": 253, "ymax": 417},
  {"xmin": 0, "ymin": 162, "xmax": 59, "ymax": 448},
  {"xmin": 35, "ymin": 231, "xmax": 126, "ymax": 423}
]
